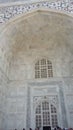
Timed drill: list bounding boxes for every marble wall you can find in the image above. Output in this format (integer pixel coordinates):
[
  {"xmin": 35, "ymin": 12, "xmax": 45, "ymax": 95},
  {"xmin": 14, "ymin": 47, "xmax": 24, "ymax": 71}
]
[
  {"xmin": 0, "ymin": 6, "xmax": 73, "ymax": 130},
  {"xmin": 0, "ymin": 69, "xmax": 8, "ymax": 130}
]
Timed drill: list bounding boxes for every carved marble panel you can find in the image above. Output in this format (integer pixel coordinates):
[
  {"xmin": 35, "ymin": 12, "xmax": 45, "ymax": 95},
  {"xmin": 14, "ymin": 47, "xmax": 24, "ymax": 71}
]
[
  {"xmin": 0, "ymin": 0, "xmax": 73, "ymax": 24},
  {"xmin": 33, "ymin": 95, "xmax": 58, "ymax": 109}
]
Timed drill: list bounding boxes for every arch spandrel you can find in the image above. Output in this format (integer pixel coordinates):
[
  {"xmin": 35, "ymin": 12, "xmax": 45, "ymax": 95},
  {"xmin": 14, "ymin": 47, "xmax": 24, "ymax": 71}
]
[
  {"xmin": 0, "ymin": 0, "xmax": 73, "ymax": 24},
  {"xmin": 33, "ymin": 96, "xmax": 58, "ymax": 109}
]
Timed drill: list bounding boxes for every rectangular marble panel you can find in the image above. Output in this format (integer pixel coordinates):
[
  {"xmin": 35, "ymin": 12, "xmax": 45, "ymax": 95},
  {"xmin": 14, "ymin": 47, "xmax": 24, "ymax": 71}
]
[
  {"xmin": 7, "ymin": 86, "xmax": 26, "ymax": 97},
  {"xmin": 69, "ymin": 112, "xmax": 73, "ymax": 127},
  {"xmin": 32, "ymin": 85, "xmax": 58, "ymax": 96},
  {"xmin": 67, "ymin": 95, "xmax": 73, "ymax": 111},
  {"xmin": 6, "ymin": 97, "xmax": 26, "ymax": 113}
]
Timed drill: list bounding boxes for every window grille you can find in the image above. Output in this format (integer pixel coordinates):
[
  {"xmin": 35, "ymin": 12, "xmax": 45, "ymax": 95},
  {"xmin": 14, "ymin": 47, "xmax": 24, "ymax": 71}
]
[
  {"xmin": 35, "ymin": 59, "xmax": 53, "ymax": 78},
  {"xmin": 35, "ymin": 101, "xmax": 58, "ymax": 128}
]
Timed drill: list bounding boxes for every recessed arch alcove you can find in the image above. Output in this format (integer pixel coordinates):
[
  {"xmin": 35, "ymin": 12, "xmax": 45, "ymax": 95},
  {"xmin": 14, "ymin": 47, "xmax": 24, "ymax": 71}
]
[
  {"xmin": 0, "ymin": 9, "xmax": 73, "ymax": 130},
  {"xmin": 0, "ymin": 10, "xmax": 73, "ymax": 79}
]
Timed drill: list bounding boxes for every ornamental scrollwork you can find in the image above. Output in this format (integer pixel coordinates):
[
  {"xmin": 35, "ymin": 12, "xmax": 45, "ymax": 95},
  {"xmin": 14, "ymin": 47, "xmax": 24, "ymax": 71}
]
[{"xmin": 0, "ymin": 0, "xmax": 73, "ymax": 24}]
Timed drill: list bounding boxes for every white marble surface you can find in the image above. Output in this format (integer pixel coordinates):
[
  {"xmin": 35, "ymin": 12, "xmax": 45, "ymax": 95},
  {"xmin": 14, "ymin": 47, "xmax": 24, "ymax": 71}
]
[
  {"xmin": 0, "ymin": 0, "xmax": 73, "ymax": 24},
  {"xmin": 0, "ymin": 1, "xmax": 73, "ymax": 129}
]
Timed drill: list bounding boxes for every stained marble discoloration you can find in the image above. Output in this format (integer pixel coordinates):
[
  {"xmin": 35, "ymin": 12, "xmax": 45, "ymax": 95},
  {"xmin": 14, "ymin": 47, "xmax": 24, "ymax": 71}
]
[{"xmin": 0, "ymin": 9, "xmax": 73, "ymax": 130}]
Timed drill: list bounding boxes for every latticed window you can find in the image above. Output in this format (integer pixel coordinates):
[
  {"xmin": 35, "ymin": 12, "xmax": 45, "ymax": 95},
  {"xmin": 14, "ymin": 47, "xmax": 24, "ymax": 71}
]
[
  {"xmin": 35, "ymin": 101, "xmax": 58, "ymax": 128},
  {"xmin": 35, "ymin": 59, "xmax": 53, "ymax": 78}
]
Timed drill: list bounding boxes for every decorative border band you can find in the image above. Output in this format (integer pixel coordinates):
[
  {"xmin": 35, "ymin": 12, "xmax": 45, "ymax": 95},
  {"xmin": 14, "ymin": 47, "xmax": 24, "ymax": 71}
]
[{"xmin": 0, "ymin": 0, "xmax": 73, "ymax": 24}]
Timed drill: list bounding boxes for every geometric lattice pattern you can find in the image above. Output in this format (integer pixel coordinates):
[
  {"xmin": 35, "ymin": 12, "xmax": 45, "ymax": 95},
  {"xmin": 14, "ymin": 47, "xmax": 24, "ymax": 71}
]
[
  {"xmin": 35, "ymin": 101, "xmax": 58, "ymax": 128},
  {"xmin": 35, "ymin": 59, "xmax": 53, "ymax": 78}
]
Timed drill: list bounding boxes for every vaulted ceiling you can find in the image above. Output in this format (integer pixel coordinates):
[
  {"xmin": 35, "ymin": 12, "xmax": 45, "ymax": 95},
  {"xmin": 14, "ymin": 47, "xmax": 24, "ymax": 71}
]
[{"xmin": 0, "ymin": 10, "xmax": 73, "ymax": 65}]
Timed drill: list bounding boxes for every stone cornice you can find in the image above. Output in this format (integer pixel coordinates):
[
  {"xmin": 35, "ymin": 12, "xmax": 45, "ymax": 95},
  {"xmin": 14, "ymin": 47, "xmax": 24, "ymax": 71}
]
[{"xmin": 0, "ymin": 0, "xmax": 73, "ymax": 24}]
